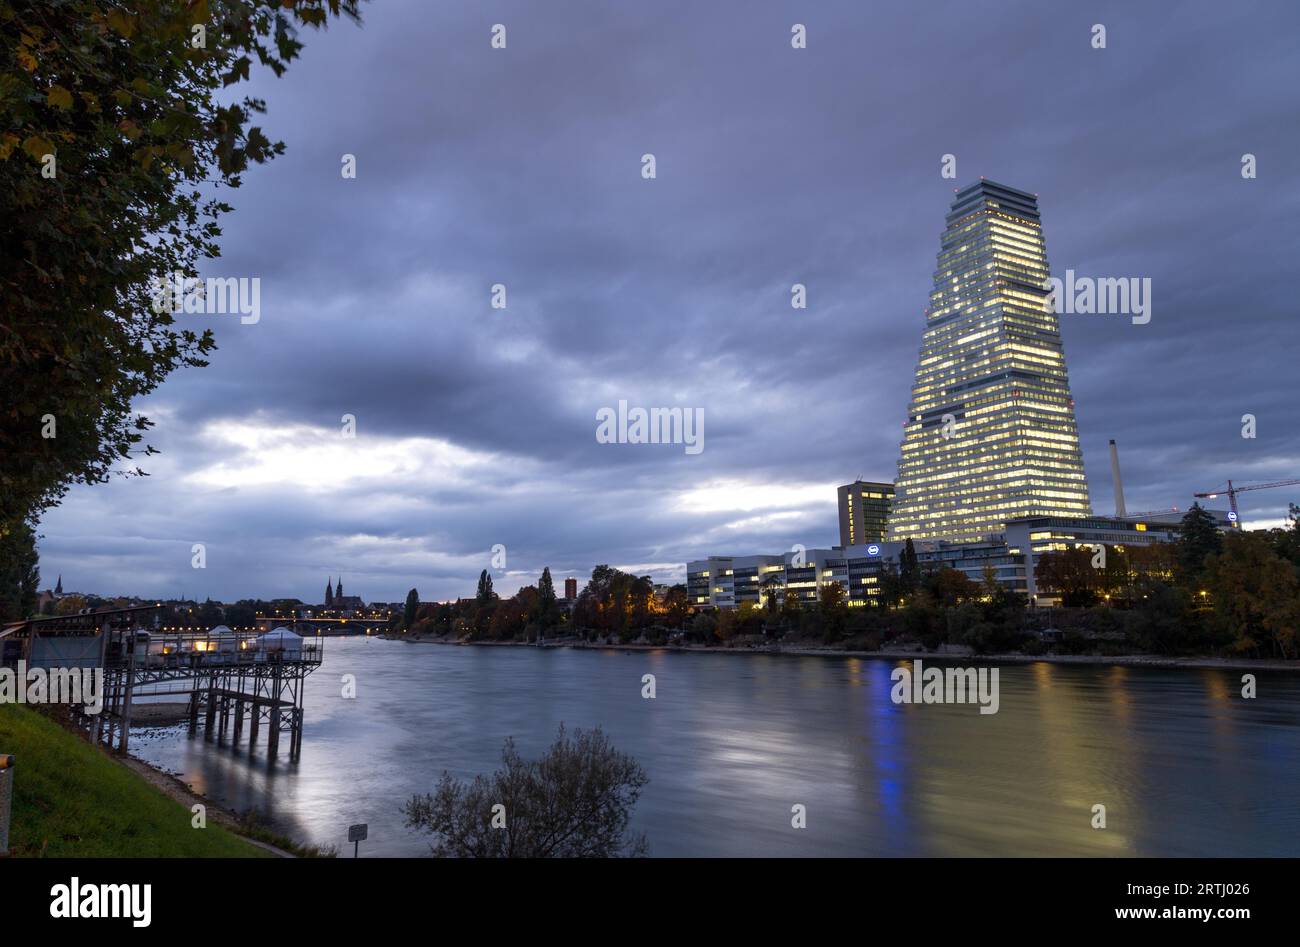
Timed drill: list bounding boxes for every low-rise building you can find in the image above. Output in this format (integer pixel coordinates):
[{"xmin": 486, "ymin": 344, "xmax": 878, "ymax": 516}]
[{"xmin": 687, "ymin": 510, "xmax": 1234, "ymax": 610}]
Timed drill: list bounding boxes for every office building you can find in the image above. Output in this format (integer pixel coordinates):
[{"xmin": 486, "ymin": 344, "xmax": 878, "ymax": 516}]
[
  {"xmin": 837, "ymin": 480, "xmax": 894, "ymax": 547},
  {"xmin": 888, "ymin": 180, "xmax": 1091, "ymax": 543}
]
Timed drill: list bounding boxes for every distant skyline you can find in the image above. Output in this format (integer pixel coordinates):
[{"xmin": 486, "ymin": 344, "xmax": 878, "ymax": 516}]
[{"xmin": 36, "ymin": 0, "xmax": 1300, "ymax": 602}]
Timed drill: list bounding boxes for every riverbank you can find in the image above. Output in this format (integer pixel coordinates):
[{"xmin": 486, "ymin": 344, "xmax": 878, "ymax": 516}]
[
  {"xmin": 385, "ymin": 632, "xmax": 1300, "ymax": 671},
  {"xmin": 0, "ymin": 704, "xmax": 276, "ymax": 857}
]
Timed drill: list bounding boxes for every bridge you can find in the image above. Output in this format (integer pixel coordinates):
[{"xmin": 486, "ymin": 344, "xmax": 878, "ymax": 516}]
[{"xmin": 254, "ymin": 615, "xmax": 389, "ymax": 635}]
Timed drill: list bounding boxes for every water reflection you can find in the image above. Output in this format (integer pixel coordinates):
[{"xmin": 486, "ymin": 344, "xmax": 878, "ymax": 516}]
[{"xmin": 130, "ymin": 638, "xmax": 1300, "ymax": 857}]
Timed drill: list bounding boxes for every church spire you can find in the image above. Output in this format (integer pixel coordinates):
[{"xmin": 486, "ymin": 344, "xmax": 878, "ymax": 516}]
[
  {"xmin": 325, "ymin": 576, "xmax": 334, "ymax": 608},
  {"xmin": 55, "ymin": 574, "xmax": 62, "ymax": 595},
  {"xmin": 336, "ymin": 576, "xmax": 343, "ymax": 599}
]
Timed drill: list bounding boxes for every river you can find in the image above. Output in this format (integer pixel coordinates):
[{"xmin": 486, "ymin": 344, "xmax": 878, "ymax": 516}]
[{"xmin": 128, "ymin": 636, "xmax": 1300, "ymax": 856}]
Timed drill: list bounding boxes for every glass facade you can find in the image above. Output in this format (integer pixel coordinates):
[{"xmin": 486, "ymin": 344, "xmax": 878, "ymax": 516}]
[
  {"xmin": 838, "ymin": 480, "xmax": 894, "ymax": 547},
  {"xmin": 888, "ymin": 180, "xmax": 1091, "ymax": 543}
]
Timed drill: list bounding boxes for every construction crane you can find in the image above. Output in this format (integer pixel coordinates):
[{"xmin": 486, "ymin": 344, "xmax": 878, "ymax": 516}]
[{"xmin": 1193, "ymin": 479, "xmax": 1300, "ymax": 526}]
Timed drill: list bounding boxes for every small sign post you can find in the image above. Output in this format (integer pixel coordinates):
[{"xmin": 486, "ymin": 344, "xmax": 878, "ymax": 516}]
[
  {"xmin": 348, "ymin": 822, "xmax": 368, "ymax": 858},
  {"xmin": 0, "ymin": 755, "xmax": 14, "ymax": 857}
]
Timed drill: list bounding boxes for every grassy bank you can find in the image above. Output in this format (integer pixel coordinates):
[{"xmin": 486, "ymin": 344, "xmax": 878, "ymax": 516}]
[{"xmin": 0, "ymin": 704, "xmax": 271, "ymax": 858}]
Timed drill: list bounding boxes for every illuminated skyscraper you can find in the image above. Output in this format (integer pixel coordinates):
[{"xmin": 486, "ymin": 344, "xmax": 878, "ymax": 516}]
[
  {"xmin": 837, "ymin": 480, "xmax": 894, "ymax": 547},
  {"xmin": 887, "ymin": 180, "xmax": 1090, "ymax": 543}
]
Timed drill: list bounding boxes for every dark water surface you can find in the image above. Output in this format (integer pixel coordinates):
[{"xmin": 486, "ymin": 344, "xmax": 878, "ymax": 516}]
[{"xmin": 129, "ymin": 637, "xmax": 1300, "ymax": 856}]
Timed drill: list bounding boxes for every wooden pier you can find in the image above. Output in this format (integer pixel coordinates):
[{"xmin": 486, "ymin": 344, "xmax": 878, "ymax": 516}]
[
  {"xmin": 104, "ymin": 625, "xmax": 322, "ymax": 761},
  {"xmin": 2, "ymin": 606, "xmax": 323, "ymax": 762}
]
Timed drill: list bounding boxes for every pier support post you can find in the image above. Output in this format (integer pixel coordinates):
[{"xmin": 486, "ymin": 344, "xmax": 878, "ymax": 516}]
[
  {"xmin": 218, "ymin": 693, "xmax": 229, "ymax": 743},
  {"xmin": 117, "ymin": 640, "xmax": 136, "ymax": 755},
  {"xmin": 266, "ymin": 700, "xmax": 281, "ymax": 761},
  {"xmin": 204, "ymin": 683, "xmax": 216, "ymax": 740},
  {"xmin": 249, "ymin": 700, "xmax": 260, "ymax": 749}
]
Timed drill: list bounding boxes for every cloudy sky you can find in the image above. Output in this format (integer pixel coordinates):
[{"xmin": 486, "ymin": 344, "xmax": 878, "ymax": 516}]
[{"xmin": 37, "ymin": 0, "xmax": 1300, "ymax": 604}]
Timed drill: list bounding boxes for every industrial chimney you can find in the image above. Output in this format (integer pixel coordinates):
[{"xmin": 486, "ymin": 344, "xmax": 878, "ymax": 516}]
[{"xmin": 1108, "ymin": 439, "xmax": 1127, "ymax": 518}]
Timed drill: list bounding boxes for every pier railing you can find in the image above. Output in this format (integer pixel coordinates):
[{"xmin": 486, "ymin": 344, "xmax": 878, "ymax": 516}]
[{"xmin": 105, "ymin": 630, "xmax": 324, "ymax": 671}]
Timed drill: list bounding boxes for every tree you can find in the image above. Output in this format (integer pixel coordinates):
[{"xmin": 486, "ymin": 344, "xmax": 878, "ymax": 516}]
[
  {"xmin": 536, "ymin": 567, "xmax": 558, "ymax": 628},
  {"xmin": 403, "ymin": 588, "xmax": 419, "ymax": 630},
  {"xmin": 818, "ymin": 581, "xmax": 848, "ymax": 642},
  {"xmin": 1177, "ymin": 502, "xmax": 1223, "ymax": 585},
  {"xmin": 902, "ymin": 591, "xmax": 945, "ymax": 650},
  {"xmin": 1034, "ymin": 546, "xmax": 1101, "ymax": 607},
  {"xmin": 661, "ymin": 584, "xmax": 690, "ymax": 629},
  {"xmin": 925, "ymin": 566, "xmax": 976, "ymax": 607},
  {"xmin": 1123, "ymin": 583, "xmax": 1209, "ymax": 655},
  {"xmin": 690, "ymin": 609, "xmax": 717, "ymax": 642},
  {"xmin": 1, "ymin": 1, "xmax": 362, "ymax": 538},
  {"xmin": 434, "ymin": 602, "xmax": 454, "ymax": 637},
  {"xmin": 899, "ymin": 539, "xmax": 921, "ymax": 595},
  {"xmin": 488, "ymin": 592, "xmax": 530, "ymax": 641},
  {"xmin": 54, "ymin": 594, "xmax": 87, "ymax": 615},
  {"xmin": 1126, "ymin": 542, "xmax": 1177, "ymax": 588},
  {"xmin": 403, "ymin": 726, "xmax": 648, "ymax": 857},
  {"xmin": 196, "ymin": 597, "xmax": 222, "ymax": 627},
  {"xmin": 980, "ymin": 563, "xmax": 1001, "ymax": 602},
  {"xmin": 1269, "ymin": 503, "xmax": 1300, "ymax": 567},
  {"xmin": 627, "ymin": 575, "xmax": 655, "ymax": 636},
  {"xmin": 570, "ymin": 565, "xmax": 654, "ymax": 639},
  {"xmin": 0, "ymin": 520, "xmax": 40, "ymax": 622},
  {"xmin": 733, "ymin": 601, "xmax": 764, "ymax": 637},
  {"xmin": 876, "ymin": 560, "xmax": 902, "ymax": 610},
  {"xmin": 476, "ymin": 570, "xmax": 495, "ymax": 607},
  {"xmin": 224, "ymin": 599, "xmax": 257, "ymax": 628},
  {"xmin": 714, "ymin": 607, "xmax": 739, "ymax": 642},
  {"xmin": 781, "ymin": 584, "xmax": 803, "ymax": 620},
  {"xmin": 1204, "ymin": 532, "xmax": 1300, "ymax": 658}
]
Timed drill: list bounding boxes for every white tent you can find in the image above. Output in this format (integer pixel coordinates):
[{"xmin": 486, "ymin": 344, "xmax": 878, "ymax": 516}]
[
  {"xmin": 257, "ymin": 627, "xmax": 303, "ymax": 657},
  {"xmin": 209, "ymin": 624, "xmax": 238, "ymax": 651}
]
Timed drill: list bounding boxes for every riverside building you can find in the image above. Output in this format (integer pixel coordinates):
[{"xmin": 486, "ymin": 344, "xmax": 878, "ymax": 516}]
[
  {"xmin": 686, "ymin": 510, "xmax": 1232, "ymax": 609},
  {"xmin": 837, "ymin": 481, "xmax": 895, "ymax": 547},
  {"xmin": 888, "ymin": 180, "xmax": 1091, "ymax": 543}
]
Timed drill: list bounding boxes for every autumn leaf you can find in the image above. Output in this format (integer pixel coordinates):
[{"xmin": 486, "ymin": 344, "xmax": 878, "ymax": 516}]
[
  {"xmin": 47, "ymin": 85, "xmax": 74, "ymax": 110},
  {"xmin": 106, "ymin": 10, "xmax": 136, "ymax": 38},
  {"xmin": 22, "ymin": 136, "xmax": 55, "ymax": 160}
]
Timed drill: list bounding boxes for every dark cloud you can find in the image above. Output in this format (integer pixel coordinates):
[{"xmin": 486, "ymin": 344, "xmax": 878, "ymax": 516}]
[{"xmin": 38, "ymin": 0, "xmax": 1300, "ymax": 601}]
